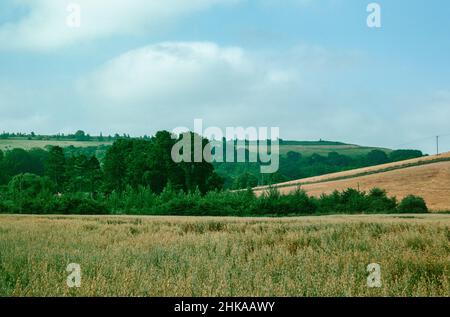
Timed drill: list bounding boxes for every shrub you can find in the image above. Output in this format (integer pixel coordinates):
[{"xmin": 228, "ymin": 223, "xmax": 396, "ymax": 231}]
[
  {"xmin": 48, "ymin": 195, "xmax": 109, "ymax": 215},
  {"xmin": 8, "ymin": 173, "xmax": 55, "ymax": 197},
  {"xmin": 398, "ymin": 195, "xmax": 428, "ymax": 214},
  {"xmin": 340, "ymin": 188, "xmax": 368, "ymax": 213},
  {"xmin": 283, "ymin": 188, "xmax": 316, "ymax": 215},
  {"xmin": 367, "ymin": 188, "xmax": 397, "ymax": 212}
]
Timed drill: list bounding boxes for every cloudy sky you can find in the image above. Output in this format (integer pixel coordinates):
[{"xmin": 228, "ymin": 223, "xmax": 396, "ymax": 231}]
[{"xmin": 0, "ymin": 0, "xmax": 449, "ymax": 154}]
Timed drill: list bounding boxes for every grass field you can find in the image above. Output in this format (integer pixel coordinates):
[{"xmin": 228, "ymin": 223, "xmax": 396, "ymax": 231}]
[
  {"xmin": 0, "ymin": 214, "xmax": 448, "ymax": 297},
  {"xmin": 0, "ymin": 138, "xmax": 387, "ymax": 158},
  {"xmin": 0, "ymin": 139, "xmax": 112, "ymax": 150},
  {"xmin": 242, "ymin": 144, "xmax": 391, "ymax": 157}
]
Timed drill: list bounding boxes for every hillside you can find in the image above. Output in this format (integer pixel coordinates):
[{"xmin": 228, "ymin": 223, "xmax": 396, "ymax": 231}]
[
  {"xmin": 254, "ymin": 152, "xmax": 450, "ymax": 211},
  {"xmin": 239, "ymin": 140, "xmax": 392, "ymax": 158},
  {"xmin": 0, "ymin": 139, "xmax": 112, "ymax": 151},
  {"xmin": 0, "ymin": 137, "xmax": 389, "ymax": 158}
]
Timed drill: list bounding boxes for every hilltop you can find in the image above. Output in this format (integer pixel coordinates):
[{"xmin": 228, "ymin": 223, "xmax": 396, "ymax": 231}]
[{"xmin": 0, "ymin": 134, "xmax": 389, "ymax": 158}]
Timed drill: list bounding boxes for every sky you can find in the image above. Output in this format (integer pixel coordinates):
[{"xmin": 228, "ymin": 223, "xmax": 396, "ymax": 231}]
[{"xmin": 0, "ymin": 0, "xmax": 450, "ymax": 154}]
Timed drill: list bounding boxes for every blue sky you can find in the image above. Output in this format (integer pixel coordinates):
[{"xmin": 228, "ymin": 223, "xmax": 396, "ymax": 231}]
[{"xmin": 0, "ymin": 0, "xmax": 449, "ymax": 154}]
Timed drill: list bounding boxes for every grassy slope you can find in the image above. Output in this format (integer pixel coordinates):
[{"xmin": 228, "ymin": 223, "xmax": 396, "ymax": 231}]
[
  {"xmin": 0, "ymin": 139, "xmax": 112, "ymax": 151},
  {"xmin": 277, "ymin": 144, "xmax": 392, "ymax": 157},
  {"xmin": 0, "ymin": 214, "xmax": 448, "ymax": 296},
  {"xmin": 1, "ymin": 138, "xmax": 389, "ymax": 158}
]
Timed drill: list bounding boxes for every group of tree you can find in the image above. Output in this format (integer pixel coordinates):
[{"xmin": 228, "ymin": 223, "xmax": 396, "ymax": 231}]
[
  {"xmin": 0, "ymin": 130, "xmax": 131, "ymax": 142},
  {"xmin": 0, "ymin": 131, "xmax": 430, "ymax": 216},
  {"xmin": 102, "ymin": 131, "xmax": 223, "ymax": 194},
  {"xmin": 0, "ymin": 130, "xmax": 223, "ymax": 196}
]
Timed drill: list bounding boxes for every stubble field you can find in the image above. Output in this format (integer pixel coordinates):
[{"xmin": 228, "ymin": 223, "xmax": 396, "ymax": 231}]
[
  {"xmin": 0, "ymin": 214, "xmax": 449, "ymax": 297},
  {"xmin": 254, "ymin": 152, "xmax": 450, "ymax": 211}
]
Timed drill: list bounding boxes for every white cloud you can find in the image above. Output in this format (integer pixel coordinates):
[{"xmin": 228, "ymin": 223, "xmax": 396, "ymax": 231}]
[
  {"xmin": 79, "ymin": 41, "xmax": 299, "ymax": 111},
  {"xmin": 77, "ymin": 41, "xmax": 364, "ymax": 137},
  {"xmin": 3, "ymin": 36, "xmax": 448, "ymax": 154},
  {"xmin": 76, "ymin": 41, "xmax": 450, "ymax": 155},
  {"xmin": 0, "ymin": 0, "xmax": 239, "ymax": 50}
]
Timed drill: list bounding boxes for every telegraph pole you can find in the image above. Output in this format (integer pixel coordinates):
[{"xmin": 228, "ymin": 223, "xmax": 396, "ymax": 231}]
[{"xmin": 436, "ymin": 135, "xmax": 439, "ymax": 156}]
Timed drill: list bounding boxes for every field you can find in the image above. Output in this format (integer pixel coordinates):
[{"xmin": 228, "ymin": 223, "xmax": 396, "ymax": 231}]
[
  {"xmin": 0, "ymin": 139, "xmax": 112, "ymax": 151},
  {"xmin": 0, "ymin": 214, "xmax": 449, "ymax": 297},
  {"xmin": 254, "ymin": 152, "xmax": 450, "ymax": 211},
  {"xmin": 242, "ymin": 143, "xmax": 391, "ymax": 157},
  {"xmin": 1, "ymin": 138, "xmax": 388, "ymax": 158}
]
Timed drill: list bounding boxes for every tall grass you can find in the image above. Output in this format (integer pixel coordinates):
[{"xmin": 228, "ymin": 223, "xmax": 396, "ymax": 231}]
[{"xmin": 0, "ymin": 214, "xmax": 448, "ymax": 297}]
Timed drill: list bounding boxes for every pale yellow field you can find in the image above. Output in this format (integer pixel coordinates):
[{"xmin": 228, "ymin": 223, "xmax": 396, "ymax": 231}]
[
  {"xmin": 254, "ymin": 152, "xmax": 450, "ymax": 211},
  {"xmin": 0, "ymin": 214, "xmax": 449, "ymax": 297},
  {"xmin": 0, "ymin": 139, "xmax": 112, "ymax": 150}
]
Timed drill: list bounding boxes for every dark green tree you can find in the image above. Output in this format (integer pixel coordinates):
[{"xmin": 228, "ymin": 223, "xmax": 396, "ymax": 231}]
[
  {"xmin": 45, "ymin": 146, "xmax": 66, "ymax": 191},
  {"xmin": 74, "ymin": 130, "xmax": 87, "ymax": 141},
  {"xmin": 103, "ymin": 139, "xmax": 131, "ymax": 192},
  {"xmin": 65, "ymin": 155, "xmax": 102, "ymax": 194},
  {"xmin": 177, "ymin": 132, "xmax": 217, "ymax": 194},
  {"xmin": 2, "ymin": 148, "xmax": 39, "ymax": 182},
  {"xmin": 367, "ymin": 150, "xmax": 389, "ymax": 165},
  {"xmin": 389, "ymin": 150, "xmax": 423, "ymax": 162},
  {"xmin": 233, "ymin": 172, "xmax": 258, "ymax": 189}
]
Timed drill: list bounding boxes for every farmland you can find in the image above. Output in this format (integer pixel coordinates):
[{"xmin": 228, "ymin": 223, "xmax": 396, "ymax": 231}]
[
  {"xmin": 254, "ymin": 152, "xmax": 450, "ymax": 211},
  {"xmin": 0, "ymin": 214, "xmax": 448, "ymax": 297},
  {"xmin": 246, "ymin": 143, "xmax": 393, "ymax": 158},
  {"xmin": 0, "ymin": 139, "xmax": 112, "ymax": 151},
  {"xmin": 0, "ymin": 137, "xmax": 388, "ymax": 158}
]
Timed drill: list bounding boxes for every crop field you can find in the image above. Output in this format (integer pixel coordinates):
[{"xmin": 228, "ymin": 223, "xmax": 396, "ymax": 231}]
[
  {"xmin": 254, "ymin": 152, "xmax": 450, "ymax": 211},
  {"xmin": 0, "ymin": 214, "xmax": 448, "ymax": 297},
  {"xmin": 0, "ymin": 139, "xmax": 112, "ymax": 151},
  {"xmin": 1, "ymin": 138, "xmax": 388, "ymax": 158}
]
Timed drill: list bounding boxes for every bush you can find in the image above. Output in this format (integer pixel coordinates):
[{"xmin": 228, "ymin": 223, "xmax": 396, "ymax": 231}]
[
  {"xmin": 0, "ymin": 178, "xmax": 429, "ymax": 216},
  {"xmin": 48, "ymin": 195, "xmax": 109, "ymax": 215},
  {"xmin": 8, "ymin": 173, "xmax": 55, "ymax": 197},
  {"xmin": 340, "ymin": 188, "xmax": 368, "ymax": 213},
  {"xmin": 367, "ymin": 188, "xmax": 397, "ymax": 212},
  {"xmin": 398, "ymin": 195, "xmax": 428, "ymax": 214}
]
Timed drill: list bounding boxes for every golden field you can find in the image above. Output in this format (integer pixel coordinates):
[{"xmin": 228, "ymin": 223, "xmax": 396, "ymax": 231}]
[
  {"xmin": 254, "ymin": 152, "xmax": 450, "ymax": 211},
  {"xmin": 0, "ymin": 214, "xmax": 449, "ymax": 297}
]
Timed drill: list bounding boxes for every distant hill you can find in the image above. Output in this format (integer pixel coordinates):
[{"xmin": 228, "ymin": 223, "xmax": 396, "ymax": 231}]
[
  {"xmin": 238, "ymin": 139, "xmax": 392, "ymax": 158},
  {"xmin": 280, "ymin": 140, "xmax": 348, "ymax": 146},
  {"xmin": 0, "ymin": 136, "xmax": 390, "ymax": 158},
  {"xmin": 2, "ymin": 136, "xmax": 422, "ymax": 191},
  {"xmin": 0, "ymin": 138, "xmax": 112, "ymax": 151}
]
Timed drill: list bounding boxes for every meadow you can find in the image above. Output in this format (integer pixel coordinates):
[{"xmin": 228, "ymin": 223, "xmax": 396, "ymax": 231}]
[
  {"xmin": 0, "ymin": 139, "xmax": 112, "ymax": 151},
  {"xmin": 0, "ymin": 214, "xmax": 448, "ymax": 297}
]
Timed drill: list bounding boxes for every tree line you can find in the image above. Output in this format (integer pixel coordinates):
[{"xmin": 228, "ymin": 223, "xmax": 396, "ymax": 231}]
[
  {"xmin": 0, "ymin": 131, "xmax": 223, "ymax": 194},
  {"xmin": 0, "ymin": 130, "xmax": 427, "ymax": 216},
  {"xmin": 219, "ymin": 149, "xmax": 424, "ymax": 189}
]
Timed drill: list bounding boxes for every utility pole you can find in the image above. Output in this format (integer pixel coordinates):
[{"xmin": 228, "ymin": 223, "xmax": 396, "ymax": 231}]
[{"xmin": 436, "ymin": 135, "xmax": 439, "ymax": 156}]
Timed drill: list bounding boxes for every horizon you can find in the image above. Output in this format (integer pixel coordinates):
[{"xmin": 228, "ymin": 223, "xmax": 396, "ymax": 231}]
[{"xmin": 0, "ymin": 129, "xmax": 439, "ymax": 156}]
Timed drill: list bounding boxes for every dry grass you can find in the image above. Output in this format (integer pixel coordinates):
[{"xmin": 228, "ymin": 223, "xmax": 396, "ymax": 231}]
[
  {"xmin": 0, "ymin": 139, "xmax": 112, "ymax": 151},
  {"xmin": 0, "ymin": 214, "xmax": 449, "ymax": 297},
  {"xmin": 254, "ymin": 152, "xmax": 450, "ymax": 211}
]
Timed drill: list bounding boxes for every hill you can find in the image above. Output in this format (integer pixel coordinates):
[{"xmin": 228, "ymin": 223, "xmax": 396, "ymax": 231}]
[
  {"xmin": 253, "ymin": 152, "xmax": 450, "ymax": 211},
  {"xmin": 0, "ymin": 138, "xmax": 112, "ymax": 151},
  {"xmin": 238, "ymin": 140, "xmax": 392, "ymax": 158},
  {"xmin": 1, "ymin": 136, "xmax": 424, "ymax": 191},
  {"xmin": 0, "ymin": 137, "xmax": 389, "ymax": 158}
]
